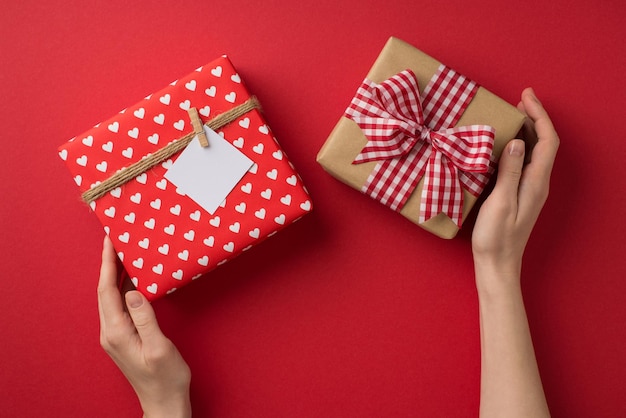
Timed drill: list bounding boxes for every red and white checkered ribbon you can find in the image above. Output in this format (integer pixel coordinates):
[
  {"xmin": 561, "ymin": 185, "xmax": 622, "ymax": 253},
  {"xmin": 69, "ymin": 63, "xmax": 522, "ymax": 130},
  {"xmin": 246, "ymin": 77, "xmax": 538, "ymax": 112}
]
[{"xmin": 345, "ymin": 66, "xmax": 496, "ymax": 226}]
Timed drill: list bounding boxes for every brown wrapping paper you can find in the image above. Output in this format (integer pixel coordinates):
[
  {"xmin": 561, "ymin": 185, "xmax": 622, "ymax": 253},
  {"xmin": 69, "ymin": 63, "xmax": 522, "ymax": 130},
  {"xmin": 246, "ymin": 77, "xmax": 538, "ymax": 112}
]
[{"xmin": 317, "ymin": 37, "xmax": 526, "ymax": 239}]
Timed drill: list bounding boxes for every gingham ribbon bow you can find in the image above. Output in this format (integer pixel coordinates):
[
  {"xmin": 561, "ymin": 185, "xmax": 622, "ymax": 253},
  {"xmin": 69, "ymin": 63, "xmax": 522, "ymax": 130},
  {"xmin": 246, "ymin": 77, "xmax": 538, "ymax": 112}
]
[{"xmin": 345, "ymin": 66, "xmax": 496, "ymax": 226}]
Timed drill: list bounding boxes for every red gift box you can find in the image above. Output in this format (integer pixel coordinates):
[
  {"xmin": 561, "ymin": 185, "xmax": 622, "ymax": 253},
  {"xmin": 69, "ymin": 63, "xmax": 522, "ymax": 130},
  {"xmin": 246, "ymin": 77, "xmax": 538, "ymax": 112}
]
[{"xmin": 58, "ymin": 56, "xmax": 312, "ymax": 300}]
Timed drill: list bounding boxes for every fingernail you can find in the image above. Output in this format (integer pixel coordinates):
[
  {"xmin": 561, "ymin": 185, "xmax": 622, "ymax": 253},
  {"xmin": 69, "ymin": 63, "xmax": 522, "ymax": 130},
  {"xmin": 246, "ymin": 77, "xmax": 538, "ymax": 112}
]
[
  {"xmin": 528, "ymin": 87, "xmax": 540, "ymax": 103},
  {"xmin": 509, "ymin": 141, "xmax": 524, "ymax": 157},
  {"xmin": 126, "ymin": 291, "xmax": 143, "ymax": 309}
]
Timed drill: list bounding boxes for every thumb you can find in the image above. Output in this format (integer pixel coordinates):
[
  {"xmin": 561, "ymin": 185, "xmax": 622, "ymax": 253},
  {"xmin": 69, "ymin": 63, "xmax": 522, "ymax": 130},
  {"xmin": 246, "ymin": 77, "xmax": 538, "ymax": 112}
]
[
  {"xmin": 125, "ymin": 290, "xmax": 165, "ymax": 345},
  {"xmin": 492, "ymin": 139, "xmax": 526, "ymax": 204}
]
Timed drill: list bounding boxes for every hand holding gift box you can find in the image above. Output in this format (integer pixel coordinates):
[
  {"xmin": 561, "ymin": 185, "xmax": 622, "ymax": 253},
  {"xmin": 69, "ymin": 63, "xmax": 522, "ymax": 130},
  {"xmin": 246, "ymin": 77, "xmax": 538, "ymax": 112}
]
[
  {"xmin": 317, "ymin": 37, "xmax": 526, "ymax": 238},
  {"xmin": 59, "ymin": 56, "xmax": 312, "ymax": 300}
]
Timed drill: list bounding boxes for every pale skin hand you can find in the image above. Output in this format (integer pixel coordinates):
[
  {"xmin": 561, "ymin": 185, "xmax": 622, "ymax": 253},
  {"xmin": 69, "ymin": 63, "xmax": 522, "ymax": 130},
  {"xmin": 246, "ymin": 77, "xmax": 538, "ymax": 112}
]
[
  {"xmin": 98, "ymin": 236, "xmax": 192, "ymax": 418},
  {"xmin": 94, "ymin": 88, "xmax": 555, "ymax": 418},
  {"xmin": 472, "ymin": 88, "xmax": 559, "ymax": 418}
]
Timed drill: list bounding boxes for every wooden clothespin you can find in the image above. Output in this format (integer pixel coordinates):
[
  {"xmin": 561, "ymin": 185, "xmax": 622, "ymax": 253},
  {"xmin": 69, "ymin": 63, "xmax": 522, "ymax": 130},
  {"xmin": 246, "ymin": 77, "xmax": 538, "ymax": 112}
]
[{"xmin": 187, "ymin": 107, "xmax": 209, "ymax": 147}]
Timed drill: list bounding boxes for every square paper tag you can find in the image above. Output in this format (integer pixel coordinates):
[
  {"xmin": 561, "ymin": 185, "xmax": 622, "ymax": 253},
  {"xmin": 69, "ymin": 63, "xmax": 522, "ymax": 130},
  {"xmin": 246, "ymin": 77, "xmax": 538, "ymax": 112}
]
[{"xmin": 164, "ymin": 126, "xmax": 254, "ymax": 214}]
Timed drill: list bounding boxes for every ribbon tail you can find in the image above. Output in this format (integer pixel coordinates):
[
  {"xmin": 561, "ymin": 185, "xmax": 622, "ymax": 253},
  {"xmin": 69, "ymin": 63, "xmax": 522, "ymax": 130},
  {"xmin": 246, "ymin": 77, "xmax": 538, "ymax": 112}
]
[
  {"xmin": 419, "ymin": 152, "xmax": 464, "ymax": 227},
  {"xmin": 362, "ymin": 144, "xmax": 430, "ymax": 211}
]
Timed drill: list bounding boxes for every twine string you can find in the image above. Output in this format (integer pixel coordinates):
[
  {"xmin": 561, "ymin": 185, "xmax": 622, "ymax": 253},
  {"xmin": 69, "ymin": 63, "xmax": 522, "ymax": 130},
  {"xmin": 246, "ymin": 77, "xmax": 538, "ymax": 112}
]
[{"xmin": 81, "ymin": 97, "xmax": 260, "ymax": 204}]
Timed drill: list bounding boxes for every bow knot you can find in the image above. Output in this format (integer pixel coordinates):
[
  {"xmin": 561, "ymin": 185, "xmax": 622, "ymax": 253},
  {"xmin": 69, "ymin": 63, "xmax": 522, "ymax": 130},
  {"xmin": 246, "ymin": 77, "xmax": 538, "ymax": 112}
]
[
  {"xmin": 345, "ymin": 67, "xmax": 496, "ymax": 227},
  {"xmin": 420, "ymin": 128, "xmax": 433, "ymax": 145}
]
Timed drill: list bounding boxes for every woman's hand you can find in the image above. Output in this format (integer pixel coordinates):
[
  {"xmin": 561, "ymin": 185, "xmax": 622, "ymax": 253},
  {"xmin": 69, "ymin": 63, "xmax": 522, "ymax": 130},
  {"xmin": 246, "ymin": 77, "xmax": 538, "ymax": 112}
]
[
  {"xmin": 472, "ymin": 87, "xmax": 560, "ymax": 291},
  {"xmin": 471, "ymin": 88, "xmax": 558, "ymax": 418},
  {"xmin": 97, "ymin": 236, "xmax": 192, "ymax": 418}
]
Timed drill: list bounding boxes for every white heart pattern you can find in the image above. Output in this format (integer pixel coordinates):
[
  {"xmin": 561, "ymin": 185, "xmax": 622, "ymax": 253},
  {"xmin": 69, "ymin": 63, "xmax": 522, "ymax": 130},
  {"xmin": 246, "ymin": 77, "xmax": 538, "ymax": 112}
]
[
  {"xmin": 173, "ymin": 120, "xmax": 185, "ymax": 131},
  {"xmin": 261, "ymin": 189, "xmax": 272, "ymax": 200},
  {"xmin": 170, "ymin": 204, "xmax": 181, "ymax": 216},
  {"xmin": 96, "ymin": 161, "xmax": 107, "ymax": 172},
  {"xmin": 60, "ymin": 56, "xmax": 312, "ymax": 301},
  {"xmin": 158, "ymin": 244, "xmax": 169, "ymax": 255},
  {"xmin": 241, "ymin": 182, "xmax": 252, "ymax": 193},
  {"xmin": 199, "ymin": 105, "xmax": 211, "ymax": 117},
  {"xmin": 253, "ymin": 143, "xmax": 264, "ymax": 154},
  {"xmin": 233, "ymin": 137, "xmax": 244, "ymax": 148},
  {"xmin": 164, "ymin": 224, "xmax": 175, "ymax": 235},
  {"xmin": 300, "ymin": 200, "xmax": 312, "ymax": 211},
  {"xmin": 211, "ymin": 66, "xmax": 222, "ymax": 77},
  {"xmin": 255, "ymin": 208, "xmax": 266, "ymax": 219},
  {"xmin": 76, "ymin": 155, "xmax": 88, "ymax": 166},
  {"xmin": 119, "ymin": 232, "xmax": 130, "ymax": 243},
  {"xmin": 156, "ymin": 179, "xmax": 167, "ymax": 190},
  {"xmin": 266, "ymin": 169, "xmax": 278, "ymax": 180},
  {"xmin": 280, "ymin": 194, "xmax": 292, "ymax": 205},
  {"xmin": 133, "ymin": 258, "xmax": 144, "ymax": 269},
  {"xmin": 134, "ymin": 108, "xmax": 145, "ymax": 119},
  {"xmin": 148, "ymin": 133, "xmax": 159, "ymax": 144},
  {"xmin": 189, "ymin": 210, "xmax": 201, "ymax": 221},
  {"xmin": 235, "ymin": 202, "xmax": 246, "ymax": 213},
  {"xmin": 153, "ymin": 114, "xmax": 165, "ymax": 125},
  {"xmin": 286, "ymin": 175, "xmax": 298, "ymax": 186},
  {"xmin": 159, "ymin": 94, "xmax": 171, "ymax": 105},
  {"xmin": 239, "ymin": 118, "xmax": 250, "ymax": 129}
]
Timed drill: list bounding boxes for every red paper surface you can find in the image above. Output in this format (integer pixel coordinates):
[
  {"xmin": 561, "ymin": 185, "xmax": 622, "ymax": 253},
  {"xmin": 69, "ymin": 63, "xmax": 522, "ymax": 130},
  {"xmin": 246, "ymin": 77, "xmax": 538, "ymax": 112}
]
[
  {"xmin": 1, "ymin": 1, "xmax": 626, "ymax": 417},
  {"xmin": 58, "ymin": 56, "xmax": 311, "ymax": 300}
]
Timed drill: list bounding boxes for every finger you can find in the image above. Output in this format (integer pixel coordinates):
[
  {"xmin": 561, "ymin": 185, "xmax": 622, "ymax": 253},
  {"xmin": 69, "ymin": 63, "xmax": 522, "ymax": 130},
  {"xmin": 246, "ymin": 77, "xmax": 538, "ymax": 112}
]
[
  {"xmin": 490, "ymin": 139, "xmax": 526, "ymax": 208},
  {"xmin": 97, "ymin": 236, "xmax": 125, "ymax": 329},
  {"xmin": 517, "ymin": 88, "xmax": 559, "ymax": 221},
  {"xmin": 125, "ymin": 291, "xmax": 166, "ymax": 347},
  {"xmin": 119, "ymin": 274, "xmax": 136, "ymax": 313},
  {"xmin": 520, "ymin": 88, "xmax": 559, "ymax": 178}
]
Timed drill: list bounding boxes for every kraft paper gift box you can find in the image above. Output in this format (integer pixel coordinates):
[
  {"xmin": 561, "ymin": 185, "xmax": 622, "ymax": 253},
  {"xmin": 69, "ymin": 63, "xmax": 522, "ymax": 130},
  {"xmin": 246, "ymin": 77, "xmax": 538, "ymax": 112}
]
[
  {"xmin": 59, "ymin": 56, "xmax": 312, "ymax": 300},
  {"xmin": 317, "ymin": 37, "xmax": 526, "ymax": 239}
]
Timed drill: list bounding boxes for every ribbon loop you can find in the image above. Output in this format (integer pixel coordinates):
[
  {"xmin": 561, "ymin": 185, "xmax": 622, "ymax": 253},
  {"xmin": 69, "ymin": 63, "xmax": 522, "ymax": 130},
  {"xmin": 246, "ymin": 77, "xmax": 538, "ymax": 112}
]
[{"xmin": 345, "ymin": 66, "xmax": 496, "ymax": 227}]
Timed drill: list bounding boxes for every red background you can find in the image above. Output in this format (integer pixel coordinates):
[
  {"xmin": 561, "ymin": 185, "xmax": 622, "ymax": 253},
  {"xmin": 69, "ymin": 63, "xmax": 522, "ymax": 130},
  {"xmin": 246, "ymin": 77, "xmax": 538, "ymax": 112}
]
[{"xmin": 1, "ymin": 0, "xmax": 625, "ymax": 416}]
